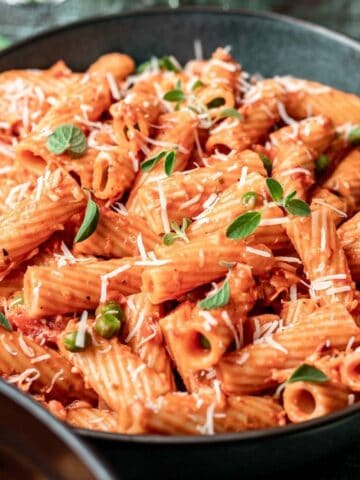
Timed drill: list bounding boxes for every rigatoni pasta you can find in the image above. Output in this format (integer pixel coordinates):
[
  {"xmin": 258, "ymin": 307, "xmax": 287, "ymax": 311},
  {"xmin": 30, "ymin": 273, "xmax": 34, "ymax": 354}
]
[{"xmin": 0, "ymin": 48, "xmax": 360, "ymax": 436}]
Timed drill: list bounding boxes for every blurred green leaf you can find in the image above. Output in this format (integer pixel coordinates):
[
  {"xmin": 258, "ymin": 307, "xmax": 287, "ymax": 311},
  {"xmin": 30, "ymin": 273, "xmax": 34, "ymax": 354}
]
[{"xmin": 0, "ymin": 36, "xmax": 10, "ymax": 50}]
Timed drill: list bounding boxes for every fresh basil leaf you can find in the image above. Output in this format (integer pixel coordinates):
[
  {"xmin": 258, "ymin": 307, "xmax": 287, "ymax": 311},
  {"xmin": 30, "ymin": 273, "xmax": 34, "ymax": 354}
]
[
  {"xmin": 287, "ymin": 364, "xmax": 329, "ymax": 384},
  {"xmin": 226, "ymin": 211, "xmax": 262, "ymax": 239},
  {"xmin": 285, "ymin": 198, "xmax": 311, "ymax": 217},
  {"xmin": 217, "ymin": 108, "xmax": 243, "ymax": 121},
  {"xmin": 199, "ymin": 334, "xmax": 211, "ymax": 349},
  {"xmin": 241, "ymin": 191, "xmax": 257, "ymax": 207},
  {"xmin": 0, "ymin": 312, "xmax": 12, "ymax": 332},
  {"xmin": 207, "ymin": 97, "xmax": 225, "ymax": 109},
  {"xmin": 259, "ymin": 153, "xmax": 272, "ymax": 176},
  {"xmin": 348, "ymin": 126, "xmax": 360, "ymax": 145},
  {"xmin": 192, "ymin": 79, "xmax": 204, "ymax": 91},
  {"xmin": 74, "ymin": 198, "xmax": 100, "ymax": 243},
  {"xmin": 315, "ymin": 154, "xmax": 329, "ymax": 175},
  {"xmin": 198, "ymin": 280, "xmax": 230, "ymax": 310},
  {"xmin": 164, "ymin": 151, "xmax": 176, "ymax": 176},
  {"xmin": 140, "ymin": 151, "xmax": 166, "ymax": 172},
  {"xmin": 47, "ymin": 124, "xmax": 87, "ymax": 157},
  {"xmin": 266, "ymin": 178, "xmax": 284, "ymax": 203},
  {"xmin": 163, "ymin": 89, "xmax": 185, "ymax": 102}
]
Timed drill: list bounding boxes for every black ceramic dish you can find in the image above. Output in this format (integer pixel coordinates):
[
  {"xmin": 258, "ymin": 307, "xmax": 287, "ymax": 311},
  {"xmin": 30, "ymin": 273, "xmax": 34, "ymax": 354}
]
[
  {"xmin": 0, "ymin": 8, "xmax": 360, "ymax": 480},
  {"xmin": 0, "ymin": 380, "xmax": 115, "ymax": 479}
]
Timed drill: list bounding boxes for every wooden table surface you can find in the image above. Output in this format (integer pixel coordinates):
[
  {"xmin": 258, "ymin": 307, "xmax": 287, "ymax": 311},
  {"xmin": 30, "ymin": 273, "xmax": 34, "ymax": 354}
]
[{"xmin": 0, "ymin": 1, "xmax": 359, "ymax": 479}]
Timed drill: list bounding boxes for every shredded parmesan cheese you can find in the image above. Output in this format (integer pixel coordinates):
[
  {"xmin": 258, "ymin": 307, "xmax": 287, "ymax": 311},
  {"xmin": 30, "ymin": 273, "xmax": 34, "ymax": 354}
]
[
  {"xmin": 197, "ymin": 401, "xmax": 216, "ymax": 435},
  {"xmin": 100, "ymin": 264, "xmax": 131, "ymax": 303},
  {"xmin": 125, "ymin": 310, "xmax": 145, "ymax": 343},
  {"xmin": 106, "ymin": 73, "xmax": 121, "ymax": 100},
  {"xmin": 157, "ymin": 180, "xmax": 170, "ymax": 233},
  {"xmin": 245, "ymin": 246, "xmax": 271, "ymax": 258},
  {"xmin": 75, "ymin": 310, "xmax": 88, "ymax": 348},
  {"xmin": 259, "ymin": 217, "xmax": 289, "ymax": 226},
  {"xmin": 312, "ymin": 199, "xmax": 347, "ymax": 218},
  {"xmin": 137, "ymin": 233, "xmax": 147, "ymax": 261}
]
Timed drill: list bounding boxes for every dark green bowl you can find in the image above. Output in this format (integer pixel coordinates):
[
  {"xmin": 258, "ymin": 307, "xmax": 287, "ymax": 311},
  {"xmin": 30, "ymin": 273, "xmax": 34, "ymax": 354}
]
[
  {"xmin": 0, "ymin": 380, "xmax": 115, "ymax": 480},
  {"xmin": 0, "ymin": 7, "xmax": 360, "ymax": 480}
]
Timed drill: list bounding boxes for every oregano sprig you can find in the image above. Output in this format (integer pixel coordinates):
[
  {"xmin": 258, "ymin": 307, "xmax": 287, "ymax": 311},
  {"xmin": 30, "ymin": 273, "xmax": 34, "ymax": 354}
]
[
  {"xmin": 162, "ymin": 218, "xmax": 191, "ymax": 245},
  {"xmin": 266, "ymin": 178, "xmax": 311, "ymax": 216},
  {"xmin": 47, "ymin": 124, "xmax": 87, "ymax": 158},
  {"xmin": 226, "ymin": 179, "xmax": 310, "ymax": 239},
  {"xmin": 140, "ymin": 149, "xmax": 177, "ymax": 176}
]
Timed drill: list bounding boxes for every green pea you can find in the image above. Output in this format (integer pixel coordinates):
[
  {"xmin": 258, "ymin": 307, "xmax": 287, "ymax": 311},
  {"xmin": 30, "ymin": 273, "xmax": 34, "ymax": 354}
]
[
  {"xmin": 199, "ymin": 334, "xmax": 211, "ymax": 350},
  {"xmin": 9, "ymin": 291, "xmax": 24, "ymax": 309},
  {"xmin": 96, "ymin": 301, "xmax": 124, "ymax": 321},
  {"xmin": 94, "ymin": 314, "xmax": 121, "ymax": 339},
  {"xmin": 315, "ymin": 154, "xmax": 329, "ymax": 175},
  {"xmin": 63, "ymin": 331, "xmax": 91, "ymax": 352}
]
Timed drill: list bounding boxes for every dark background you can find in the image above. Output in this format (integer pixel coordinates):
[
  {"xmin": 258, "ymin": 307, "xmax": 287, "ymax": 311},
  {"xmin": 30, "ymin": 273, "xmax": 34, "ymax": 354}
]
[{"xmin": 1, "ymin": 1, "xmax": 359, "ymax": 479}]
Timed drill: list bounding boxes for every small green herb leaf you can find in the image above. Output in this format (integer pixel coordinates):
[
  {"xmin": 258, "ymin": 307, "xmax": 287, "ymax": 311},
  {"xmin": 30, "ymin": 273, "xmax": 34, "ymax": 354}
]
[
  {"xmin": 198, "ymin": 280, "xmax": 230, "ymax": 310},
  {"xmin": 288, "ymin": 364, "xmax": 329, "ymax": 384},
  {"xmin": 162, "ymin": 233, "xmax": 177, "ymax": 246},
  {"xmin": 285, "ymin": 198, "xmax": 311, "ymax": 217},
  {"xmin": 181, "ymin": 217, "xmax": 192, "ymax": 230},
  {"xmin": 164, "ymin": 151, "xmax": 176, "ymax": 176},
  {"xmin": 163, "ymin": 89, "xmax": 185, "ymax": 102},
  {"xmin": 348, "ymin": 126, "xmax": 360, "ymax": 145},
  {"xmin": 226, "ymin": 211, "xmax": 262, "ymax": 239},
  {"xmin": 217, "ymin": 108, "xmax": 243, "ymax": 121},
  {"xmin": 137, "ymin": 56, "xmax": 179, "ymax": 74},
  {"xmin": 284, "ymin": 191, "xmax": 297, "ymax": 203},
  {"xmin": 207, "ymin": 97, "xmax": 225, "ymax": 109},
  {"xmin": 241, "ymin": 191, "xmax": 257, "ymax": 207},
  {"xmin": 140, "ymin": 151, "xmax": 166, "ymax": 172},
  {"xmin": 161, "ymin": 56, "xmax": 180, "ymax": 72},
  {"xmin": 192, "ymin": 79, "xmax": 204, "ymax": 91},
  {"xmin": 259, "ymin": 153, "xmax": 272, "ymax": 176},
  {"xmin": 0, "ymin": 312, "xmax": 12, "ymax": 332},
  {"xmin": 162, "ymin": 217, "xmax": 191, "ymax": 245},
  {"xmin": 266, "ymin": 178, "xmax": 283, "ymax": 203},
  {"xmin": 315, "ymin": 154, "xmax": 330, "ymax": 175},
  {"xmin": 219, "ymin": 260, "xmax": 237, "ymax": 269},
  {"xmin": 199, "ymin": 334, "xmax": 211, "ymax": 349},
  {"xmin": 74, "ymin": 198, "xmax": 100, "ymax": 243},
  {"xmin": 47, "ymin": 124, "xmax": 87, "ymax": 157}
]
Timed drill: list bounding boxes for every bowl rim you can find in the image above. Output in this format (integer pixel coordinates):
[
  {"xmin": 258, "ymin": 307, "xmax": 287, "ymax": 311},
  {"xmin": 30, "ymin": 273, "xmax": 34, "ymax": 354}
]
[
  {"xmin": 0, "ymin": 5, "xmax": 359, "ymax": 61},
  {"xmin": 1, "ymin": 5, "xmax": 360, "ymax": 445},
  {"xmin": 0, "ymin": 379, "xmax": 115, "ymax": 478}
]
